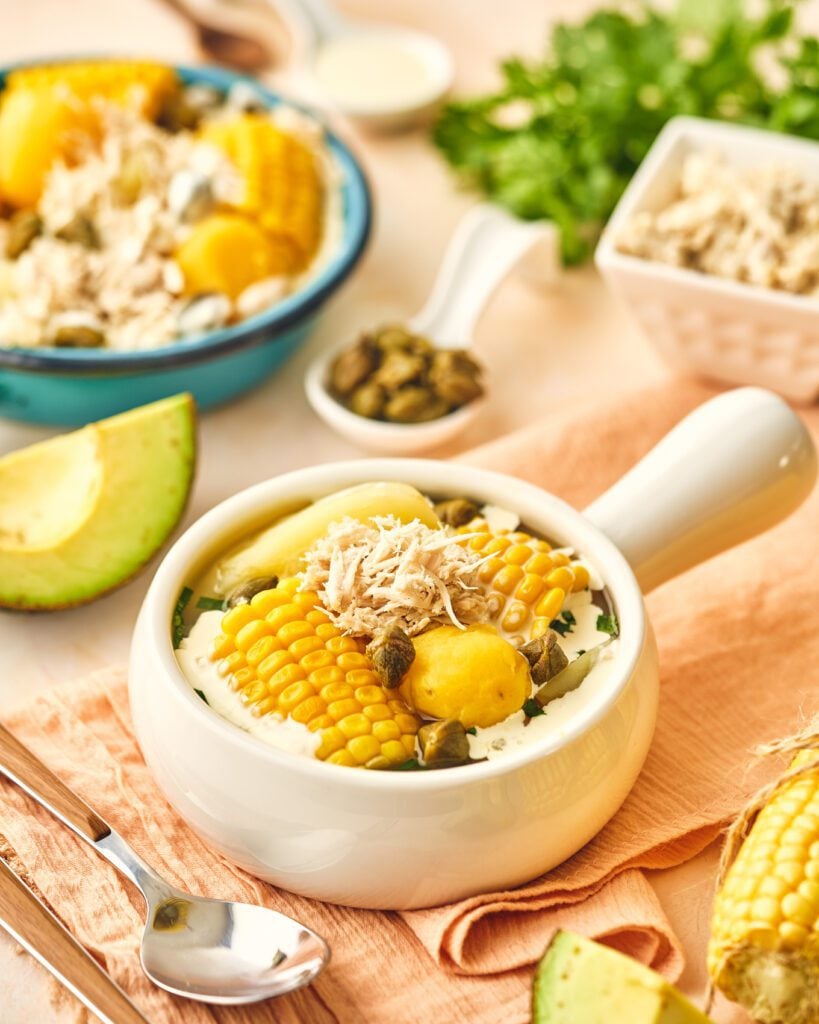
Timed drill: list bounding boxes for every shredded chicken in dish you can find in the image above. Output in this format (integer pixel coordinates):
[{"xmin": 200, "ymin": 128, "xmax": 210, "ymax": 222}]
[{"xmin": 300, "ymin": 515, "xmax": 488, "ymax": 636}]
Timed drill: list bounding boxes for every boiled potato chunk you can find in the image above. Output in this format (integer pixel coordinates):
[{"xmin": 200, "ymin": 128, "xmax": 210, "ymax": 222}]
[
  {"xmin": 0, "ymin": 88, "xmax": 88, "ymax": 207},
  {"xmin": 400, "ymin": 624, "xmax": 531, "ymax": 729},
  {"xmin": 175, "ymin": 213, "xmax": 277, "ymax": 300},
  {"xmin": 212, "ymin": 482, "xmax": 439, "ymax": 596}
]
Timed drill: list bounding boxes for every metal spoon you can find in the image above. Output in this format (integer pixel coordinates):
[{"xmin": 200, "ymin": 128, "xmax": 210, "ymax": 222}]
[{"xmin": 0, "ymin": 721, "xmax": 329, "ymax": 1005}]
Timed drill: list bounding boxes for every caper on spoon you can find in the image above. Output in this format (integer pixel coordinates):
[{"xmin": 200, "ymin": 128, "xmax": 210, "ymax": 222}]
[{"xmin": 305, "ymin": 203, "xmax": 558, "ymax": 453}]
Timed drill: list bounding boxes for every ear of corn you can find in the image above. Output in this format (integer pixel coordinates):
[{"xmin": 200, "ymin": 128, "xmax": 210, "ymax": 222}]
[
  {"xmin": 209, "ymin": 577, "xmax": 420, "ymax": 769},
  {"xmin": 457, "ymin": 519, "xmax": 590, "ymax": 644},
  {"xmin": 708, "ymin": 752, "xmax": 819, "ymax": 1024},
  {"xmin": 5, "ymin": 61, "xmax": 177, "ymax": 120},
  {"xmin": 200, "ymin": 114, "xmax": 324, "ymax": 273}
]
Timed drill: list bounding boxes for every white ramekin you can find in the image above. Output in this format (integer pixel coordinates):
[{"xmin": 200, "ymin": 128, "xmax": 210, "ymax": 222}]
[
  {"xmin": 595, "ymin": 117, "xmax": 819, "ymax": 403},
  {"xmin": 129, "ymin": 388, "xmax": 815, "ymax": 909}
]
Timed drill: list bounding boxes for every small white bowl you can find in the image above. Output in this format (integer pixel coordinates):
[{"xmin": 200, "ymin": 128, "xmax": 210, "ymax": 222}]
[
  {"xmin": 595, "ymin": 117, "xmax": 819, "ymax": 403},
  {"xmin": 304, "ymin": 340, "xmax": 484, "ymax": 454},
  {"xmin": 312, "ymin": 27, "xmax": 454, "ymax": 132},
  {"xmin": 129, "ymin": 388, "xmax": 815, "ymax": 909}
]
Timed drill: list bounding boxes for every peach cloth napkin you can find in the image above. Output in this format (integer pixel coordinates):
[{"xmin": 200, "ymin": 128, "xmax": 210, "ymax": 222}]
[{"xmin": 3, "ymin": 378, "xmax": 819, "ymax": 1024}]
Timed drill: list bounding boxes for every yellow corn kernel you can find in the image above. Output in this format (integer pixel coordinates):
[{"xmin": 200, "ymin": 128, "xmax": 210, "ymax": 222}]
[
  {"xmin": 199, "ymin": 113, "xmax": 324, "ymax": 271},
  {"xmin": 209, "ymin": 633, "xmax": 235, "ymax": 660},
  {"xmin": 535, "ymin": 588, "xmax": 565, "ymax": 621},
  {"xmin": 213, "ymin": 577, "xmax": 420, "ymax": 768},
  {"xmin": 493, "ymin": 564, "xmax": 525, "ymax": 595},
  {"xmin": 456, "ymin": 524, "xmax": 592, "ymax": 641},
  {"xmin": 234, "ymin": 619, "xmax": 270, "ymax": 652},
  {"xmin": 571, "ymin": 564, "xmax": 590, "ymax": 591},
  {"xmin": 708, "ymin": 754, "xmax": 819, "ymax": 1022},
  {"xmin": 6, "ymin": 60, "xmax": 176, "ymax": 118}
]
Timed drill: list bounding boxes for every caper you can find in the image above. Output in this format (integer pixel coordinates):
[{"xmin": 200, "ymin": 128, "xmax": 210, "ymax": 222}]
[
  {"xmin": 330, "ymin": 338, "xmax": 377, "ymax": 396},
  {"xmin": 114, "ymin": 152, "xmax": 150, "ymax": 205},
  {"xmin": 434, "ymin": 497, "xmax": 480, "ymax": 528},
  {"xmin": 349, "ymin": 381, "xmax": 386, "ymax": 419},
  {"xmin": 384, "ymin": 386, "xmax": 450, "ymax": 424},
  {"xmin": 429, "ymin": 350, "xmax": 484, "ymax": 406},
  {"xmin": 374, "ymin": 324, "xmax": 414, "ymax": 351},
  {"xmin": 53, "ymin": 325, "xmax": 105, "ymax": 348},
  {"xmin": 227, "ymin": 576, "xmax": 279, "ymax": 607},
  {"xmin": 157, "ymin": 88, "xmax": 202, "ymax": 133},
  {"xmin": 55, "ymin": 214, "xmax": 99, "ymax": 250},
  {"xmin": 419, "ymin": 719, "xmax": 471, "ymax": 768},
  {"xmin": 519, "ymin": 630, "xmax": 569, "ymax": 686},
  {"xmin": 5, "ymin": 209, "xmax": 42, "ymax": 259},
  {"xmin": 372, "ymin": 350, "xmax": 426, "ymax": 390},
  {"xmin": 366, "ymin": 625, "xmax": 415, "ymax": 688}
]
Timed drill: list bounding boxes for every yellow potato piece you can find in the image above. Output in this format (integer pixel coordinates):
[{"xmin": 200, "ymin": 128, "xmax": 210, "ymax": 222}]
[
  {"xmin": 175, "ymin": 213, "xmax": 277, "ymax": 300},
  {"xmin": 209, "ymin": 482, "xmax": 440, "ymax": 597},
  {"xmin": 400, "ymin": 624, "xmax": 531, "ymax": 729},
  {"xmin": 0, "ymin": 88, "xmax": 86, "ymax": 207}
]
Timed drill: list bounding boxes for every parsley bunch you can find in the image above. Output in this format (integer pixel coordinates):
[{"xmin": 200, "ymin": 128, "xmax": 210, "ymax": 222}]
[{"xmin": 432, "ymin": 0, "xmax": 819, "ymax": 264}]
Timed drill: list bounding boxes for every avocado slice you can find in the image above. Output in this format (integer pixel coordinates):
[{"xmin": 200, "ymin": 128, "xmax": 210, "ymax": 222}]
[
  {"xmin": 0, "ymin": 394, "xmax": 196, "ymax": 610},
  {"xmin": 533, "ymin": 932, "xmax": 713, "ymax": 1024}
]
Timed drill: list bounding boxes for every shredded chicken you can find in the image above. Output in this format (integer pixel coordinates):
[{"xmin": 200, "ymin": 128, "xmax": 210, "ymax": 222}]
[{"xmin": 300, "ymin": 515, "xmax": 488, "ymax": 637}]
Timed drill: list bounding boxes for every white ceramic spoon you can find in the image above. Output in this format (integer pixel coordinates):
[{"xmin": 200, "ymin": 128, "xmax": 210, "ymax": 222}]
[
  {"xmin": 305, "ymin": 203, "xmax": 560, "ymax": 454},
  {"xmin": 275, "ymin": 0, "xmax": 454, "ymax": 130}
]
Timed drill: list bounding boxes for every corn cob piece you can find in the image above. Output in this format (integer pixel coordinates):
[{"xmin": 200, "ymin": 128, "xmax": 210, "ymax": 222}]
[
  {"xmin": 457, "ymin": 519, "xmax": 590, "ymax": 644},
  {"xmin": 209, "ymin": 577, "xmax": 420, "ymax": 769},
  {"xmin": 5, "ymin": 61, "xmax": 177, "ymax": 120},
  {"xmin": 200, "ymin": 114, "xmax": 324, "ymax": 272},
  {"xmin": 708, "ymin": 752, "xmax": 819, "ymax": 1024}
]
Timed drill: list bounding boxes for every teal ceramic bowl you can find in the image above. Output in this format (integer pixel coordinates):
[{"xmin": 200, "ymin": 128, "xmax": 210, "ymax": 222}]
[{"xmin": 0, "ymin": 62, "xmax": 371, "ymax": 425}]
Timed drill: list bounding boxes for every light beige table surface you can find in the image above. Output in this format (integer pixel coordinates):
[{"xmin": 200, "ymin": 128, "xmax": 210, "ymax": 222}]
[{"xmin": 0, "ymin": 0, "xmax": 811, "ymax": 1020}]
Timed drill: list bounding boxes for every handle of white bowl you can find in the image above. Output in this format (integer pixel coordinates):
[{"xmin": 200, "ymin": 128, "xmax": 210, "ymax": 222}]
[
  {"xmin": 408, "ymin": 204, "xmax": 559, "ymax": 348},
  {"xmin": 583, "ymin": 388, "xmax": 817, "ymax": 593}
]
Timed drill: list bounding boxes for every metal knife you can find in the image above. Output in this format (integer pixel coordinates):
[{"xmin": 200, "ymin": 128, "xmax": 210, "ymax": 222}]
[{"xmin": 0, "ymin": 856, "xmax": 150, "ymax": 1024}]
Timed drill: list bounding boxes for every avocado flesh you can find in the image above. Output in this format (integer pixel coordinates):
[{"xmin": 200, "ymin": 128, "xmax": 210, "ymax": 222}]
[
  {"xmin": 0, "ymin": 394, "xmax": 195, "ymax": 610},
  {"xmin": 533, "ymin": 932, "xmax": 713, "ymax": 1024}
]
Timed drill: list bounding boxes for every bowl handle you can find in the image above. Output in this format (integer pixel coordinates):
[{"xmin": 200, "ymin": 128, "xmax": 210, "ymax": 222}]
[
  {"xmin": 408, "ymin": 203, "xmax": 559, "ymax": 347},
  {"xmin": 582, "ymin": 388, "xmax": 817, "ymax": 593}
]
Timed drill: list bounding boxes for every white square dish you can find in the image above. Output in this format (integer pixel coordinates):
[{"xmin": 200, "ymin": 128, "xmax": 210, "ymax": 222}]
[{"xmin": 595, "ymin": 116, "xmax": 819, "ymax": 402}]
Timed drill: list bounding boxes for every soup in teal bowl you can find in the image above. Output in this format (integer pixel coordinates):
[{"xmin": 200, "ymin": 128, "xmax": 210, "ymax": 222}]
[{"xmin": 0, "ymin": 61, "xmax": 371, "ymax": 425}]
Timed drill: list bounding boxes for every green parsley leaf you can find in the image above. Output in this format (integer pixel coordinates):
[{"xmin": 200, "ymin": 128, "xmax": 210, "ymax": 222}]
[
  {"xmin": 433, "ymin": 0, "xmax": 817, "ymax": 264},
  {"xmin": 390, "ymin": 758, "xmax": 425, "ymax": 771},
  {"xmin": 172, "ymin": 586, "xmax": 193, "ymax": 648},
  {"xmin": 596, "ymin": 613, "xmax": 619, "ymax": 636},
  {"xmin": 522, "ymin": 698, "xmax": 545, "ymax": 718}
]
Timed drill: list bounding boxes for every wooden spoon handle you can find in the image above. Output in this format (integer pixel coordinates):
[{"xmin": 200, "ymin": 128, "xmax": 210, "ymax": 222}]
[
  {"xmin": 0, "ymin": 857, "xmax": 149, "ymax": 1024},
  {"xmin": 0, "ymin": 722, "xmax": 110, "ymax": 843}
]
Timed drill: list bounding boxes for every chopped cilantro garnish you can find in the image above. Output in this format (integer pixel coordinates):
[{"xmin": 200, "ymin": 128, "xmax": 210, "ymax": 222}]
[
  {"xmin": 193, "ymin": 688, "xmax": 210, "ymax": 706},
  {"xmin": 433, "ymin": 0, "xmax": 819, "ymax": 265},
  {"xmin": 576, "ymin": 649, "xmax": 587, "ymax": 657},
  {"xmin": 466, "ymin": 726, "xmax": 477, "ymax": 736},
  {"xmin": 391, "ymin": 758, "xmax": 425, "ymax": 771},
  {"xmin": 172, "ymin": 586, "xmax": 193, "ymax": 648},
  {"xmin": 596, "ymin": 613, "xmax": 619, "ymax": 636},
  {"xmin": 196, "ymin": 595, "xmax": 227, "ymax": 611},
  {"xmin": 550, "ymin": 618, "xmax": 570, "ymax": 636},
  {"xmin": 561, "ymin": 610, "xmax": 576, "ymax": 626},
  {"xmin": 522, "ymin": 698, "xmax": 545, "ymax": 718}
]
